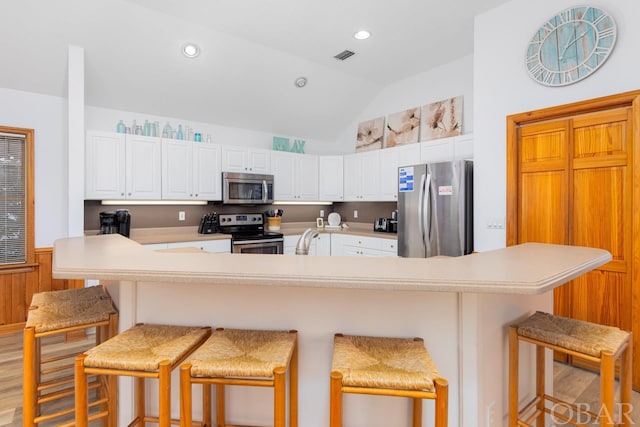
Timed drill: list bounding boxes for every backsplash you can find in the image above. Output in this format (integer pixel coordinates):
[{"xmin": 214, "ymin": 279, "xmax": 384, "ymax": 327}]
[{"xmin": 84, "ymin": 201, "xmax": 397, "ymax": 230}]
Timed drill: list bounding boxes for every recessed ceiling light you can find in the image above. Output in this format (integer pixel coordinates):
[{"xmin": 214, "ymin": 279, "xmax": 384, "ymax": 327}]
[
  {"xmin": 294, "ymin": 77, "xmax": 307, "ymax": 88},
  {"xmin": 354, "ymin": 30, "xmax": 371, "ymax": 40},
  {"xmin": 182, "ymin": 43, "xmax": 200, "ymax": 58}
]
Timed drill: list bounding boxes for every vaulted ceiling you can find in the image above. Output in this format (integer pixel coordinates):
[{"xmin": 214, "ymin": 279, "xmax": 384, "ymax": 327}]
[{"xmin": 1, "ymin": 0, "xmax": 510, "ymax": 141}]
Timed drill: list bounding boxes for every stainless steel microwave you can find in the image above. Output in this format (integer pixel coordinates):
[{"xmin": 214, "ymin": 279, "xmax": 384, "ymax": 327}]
[{"xmin": 222, "ymin": 172, "xmax": 274, "ymax": 205}]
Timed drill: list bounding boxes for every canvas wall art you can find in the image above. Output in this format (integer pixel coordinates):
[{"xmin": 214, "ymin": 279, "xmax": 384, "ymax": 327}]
[
  {"xmin": 385, "ymin": 107, "xmax": 420, "ymax": 148},
  {"xmin": 420, "ymin": 96, "xmax": 463, "ymax": 141},
  {"xmin": 356, "ymin": 116, "xmax": 385, "ymax": 152}
]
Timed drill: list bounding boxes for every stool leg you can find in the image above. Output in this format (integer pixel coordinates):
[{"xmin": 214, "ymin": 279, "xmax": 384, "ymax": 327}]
[
  {"xmin": 180, "ymin": 364, "xmax": 192, "ymax": 427},
  {"xmin": 620, "ymin": 339, "xmax": 633, "ymax": 427},
  {"xmin": 600, "ymin": 351, "xmax": 615, "ymax": 427},
  {"xmin": 290, "ymin": 332, "xmax": 299, "ymax": 427},
  {"xmin": 434, "ymin": 378, "xmax": 449, "ymax": 427},
  {"xmin": 412, "ymin": 398, "xmax": 422, "ymax": 427},
  {"xmin": 330, "ymin": 371, "xmax": 343, "ymax": 427},
  {"xmin": 108, "ymin": 374, "xmax": 118, "ymax": 427},
  {"xmin": 75, "ymin": 354, "xmax": 89, "ymax": 427},
  {"xmin": 508, "ymin": 326, "xmax": 519, "ymax": 427},
  {"xmin": 159, "ymin": 361, "xmax": 171, "ymax": 427},
  {"xmin": 136, "ymin": 376, "xmax": 146, "ymax": 424},
  {"xmin": 535, "ymin": 344, "xmax": 545, "ymax": 426},
  {"xmin": 23, "ymin": 326, "xmax": 36, "ymax": 427},
  {"xmin": 203, "ymin": 383, "xmax": 212, "ymax": 427},
  {"xmin": 274, "ymin": 367, "xmax": 286, "ymax": 427},
  {"xmin": 216, "ymin": 384, "xmax": 225, "ymax": 427}
]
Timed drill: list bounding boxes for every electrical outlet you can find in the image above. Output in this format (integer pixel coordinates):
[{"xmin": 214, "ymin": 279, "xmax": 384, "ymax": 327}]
[
  {"xmin": 353, "ymin": 210, "xmax": 358, "ymax": 219},
  {"xmin": 320, "ymin": 209, "xmax": 325, "ymax": 218},
  {"xmin": 179, "ymin": 211, "xmax": 186, "ymax": 221},
  {"xmin": 486, "ymin": 401, "xmax": 496, "ymax": 426},
  {"xmin": 486, "ymin": 217, "xmax": 505, "ymax": 229}
]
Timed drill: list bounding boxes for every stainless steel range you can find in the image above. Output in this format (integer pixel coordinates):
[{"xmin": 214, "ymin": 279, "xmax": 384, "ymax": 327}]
[{"xmin": 218, "ymin": 213, "xmax": 284, "ymax": 254}]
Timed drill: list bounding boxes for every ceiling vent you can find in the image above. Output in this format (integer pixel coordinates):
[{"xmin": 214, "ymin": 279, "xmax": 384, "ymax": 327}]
[{"xmin": 334, "ymin": 50, "xmax": 355, "ymax": 61}]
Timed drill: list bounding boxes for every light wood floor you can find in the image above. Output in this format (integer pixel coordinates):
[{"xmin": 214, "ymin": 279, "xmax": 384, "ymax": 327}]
[{"xmin": 0, "ymin": 332, "xmax": 638, "ymax": 426}]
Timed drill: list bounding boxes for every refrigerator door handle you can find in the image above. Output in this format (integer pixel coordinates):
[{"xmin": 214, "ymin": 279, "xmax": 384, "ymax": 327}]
[
  {"xmin": 418, "ymin": 173, "xmax": 427, "ymax": 254},
  {"xmin": 425, "ymin": 173, "xmax": 433, "ymax": 257}
]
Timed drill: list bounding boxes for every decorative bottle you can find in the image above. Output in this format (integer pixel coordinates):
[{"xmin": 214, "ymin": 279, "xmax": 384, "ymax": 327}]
[
  {"xmin": 162, "ymin": 122, "xmax": 172, "ymax": 138},
  {"xmin": 143, "ymin": 120, "xmax": 150, "ymax": 136},
  {"xmin": 116, "ymin": 120, "xmax": 126, "ymax": 133},
  {"xmin": 176, "ymin": 124, "xmax": 184, "ymax": 140}
]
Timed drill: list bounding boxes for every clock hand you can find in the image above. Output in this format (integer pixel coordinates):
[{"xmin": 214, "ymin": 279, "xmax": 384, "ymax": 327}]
[{"xmin": 559, "ymin": 29, "xmax": 589, "ymax": 60}]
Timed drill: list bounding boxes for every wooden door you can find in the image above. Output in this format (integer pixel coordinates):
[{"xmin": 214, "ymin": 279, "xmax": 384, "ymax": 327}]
[{"xmin": 507, "ymin": 91, "xmax": 640, "ymax": 389}]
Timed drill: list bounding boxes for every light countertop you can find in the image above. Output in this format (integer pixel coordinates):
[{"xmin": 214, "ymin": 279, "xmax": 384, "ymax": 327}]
[{"xmin": 53, "ymin": 234, "xmax": 610, "ymax": 295}]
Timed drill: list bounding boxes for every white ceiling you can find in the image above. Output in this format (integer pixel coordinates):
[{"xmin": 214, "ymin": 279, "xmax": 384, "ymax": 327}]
[{"xmin": 0, "ymin": 0, "xmax": 510, "ymax": 141}]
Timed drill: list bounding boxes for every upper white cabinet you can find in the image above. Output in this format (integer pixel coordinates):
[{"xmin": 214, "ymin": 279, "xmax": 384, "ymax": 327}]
[
  {"xmin": 86, "ymin": 131, "xmax": 161, "ymax": 200},
  {"xmin": 343, "ymin": 150, "xmax": 380, "ymax": 201},
  {"xmin": 271, "ymin": 151, "xmax": 319, "ymax": 201},
  {"xmin": 162, "ymin": 139, "xmax": 222, "ymax": 201},
  {"xmin": 420, "ymin": 134, "xmax": 473, "ymax": 164},
  {"xmin": 379, "ymin": 144, "xmax": 421, "ymax": 201},
  {"xmin": 221, "ymin": 145, "xmax": 271, "ymax": 174},
  {"xmin": 318, "ymin": 156, "xmax": 344, "ymax": 201}
]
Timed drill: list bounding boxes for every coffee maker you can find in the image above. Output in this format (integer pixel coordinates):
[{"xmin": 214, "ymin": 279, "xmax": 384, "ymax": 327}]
[{"xmin": 99, "ymin": 209, "xmax": 131, "ymax": 237}]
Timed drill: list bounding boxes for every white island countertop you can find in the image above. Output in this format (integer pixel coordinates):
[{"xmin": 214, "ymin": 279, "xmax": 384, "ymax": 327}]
[{"xmin": 53, "ymin": 234, "xmax": 611, "ymax": 295}]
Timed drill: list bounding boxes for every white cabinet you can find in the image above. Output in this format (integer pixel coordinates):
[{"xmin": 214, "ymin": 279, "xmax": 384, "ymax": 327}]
[
  {"xmin": 284, "ymin": 233, "xmax": 330, "ymax": 256},
  {"xmin": 343, "ymin": 151, "xmax": 380, "ymax": 201},
  {"xmin": 271, "ymin": 152, "xmax": 319, "ymax": 201},
  {"xmin": 331, "ymin": 234, "xmax": 397, "ymax": 257},
  {"xmin": 379, "ymin": 144, "xmax": 421, "ymax": 201},
  {"xmin": 166, "ymin": 239, "xmax": 230, "ymax": 253},
  {"xmin": 85, "ymin": 131, "xmax": 161, "ymax": 200},
  {"xmin": 420, "ymin": 134, "xmax": 473, "ymax": 163},
  {"xmin": 318, "ymin": 156, "xmax": 344, "ymax": 201},
  {"xmin": 162, "ymin": 139, "xmax": 222, "ymax": 201},
  {"xmin": 222, "ymin": 146, "xmax": 271, "ymax": 173}
]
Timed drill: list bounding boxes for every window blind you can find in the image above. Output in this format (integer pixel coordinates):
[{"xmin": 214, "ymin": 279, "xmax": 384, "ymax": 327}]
[{"xmin": 0, "ymin": 132, "xmax": 26, "ymax": 265}]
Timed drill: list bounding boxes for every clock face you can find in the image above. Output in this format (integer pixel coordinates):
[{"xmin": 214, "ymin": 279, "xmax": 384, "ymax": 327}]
[{"xmin": 525, "ymin": 6, "xmax": 616, "ymax": 86}]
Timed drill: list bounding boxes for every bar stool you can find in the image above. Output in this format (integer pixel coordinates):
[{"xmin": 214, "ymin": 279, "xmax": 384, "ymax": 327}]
[
  {"xmin": 23, "ymin": 285, "xmax": 118, "ymax": 427},
  {"xmin": 75, "ymin": 323, "xmax": 211, "ymax": 427},
  {"xmin": 180, "ymin": 328, "xmax": 298, "ymax": 427},
  {"xmin": 330, "ymin": 333, "xmax": 448, "ymax": 427},
  {"xmin": 509, "ymin": 311, "xmax": 632, "ymax": 427}
]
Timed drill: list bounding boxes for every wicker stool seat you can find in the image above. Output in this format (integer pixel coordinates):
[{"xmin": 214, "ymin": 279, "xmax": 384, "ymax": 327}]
[
  {"xmin": 180, "ymin": 328, "xmax": 298, "ymax": 427},
  {"xmin": 23, "ymin": 285, "xmax": 118, "ymax": 427},
  {"xmin": 509, "ymin": 311, "xmax": 632, "ymax": 427},
  {"xmin": 75, "ymin": 323, "xmax": 211, "ymax": 427},
  {"xmin": 330, "ymin": 334, "xmax": 448, "ymax": 427}
]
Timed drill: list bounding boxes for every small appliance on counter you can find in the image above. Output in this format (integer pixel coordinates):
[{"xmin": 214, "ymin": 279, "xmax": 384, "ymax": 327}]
[
  {"xmin": 99, "ymin": 209, "xmax": 131, "ymax": 237},
  {"xmin": 198, "ymin": 212, "xmax": 219, "ymax": 234},
  {"xmin": 374, "ymin": 218, "xmax": 397, "ymax": 233}
]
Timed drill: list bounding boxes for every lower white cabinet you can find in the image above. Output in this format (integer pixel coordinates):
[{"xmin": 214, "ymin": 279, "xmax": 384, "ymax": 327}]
[
  {"xmin": 283, "ymin": 233, "xmax": 330, "ymax": 256},
  {"xmin": 330, "ymin": 234, "xmax": 397, "ymax": 257}
]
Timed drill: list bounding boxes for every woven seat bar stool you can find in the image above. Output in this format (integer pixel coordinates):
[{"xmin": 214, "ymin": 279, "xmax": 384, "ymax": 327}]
[
  {"xmin": 23, "ymin": 285, "xmax": 118, "ymax": 427},
  {"xmin": 180, "ymin": 328, "xmax": 298, "ymax": 427},
  {"xmin": 330, "ymin": 334, "xmax": 448, "ymax": 427},
  {"xmin": 509, "ymin": 311, "xmax": 632, "ymax": 427},
  {"xmin": 75, "ymin": 323, "xmax": 211, "ymax": 427}
]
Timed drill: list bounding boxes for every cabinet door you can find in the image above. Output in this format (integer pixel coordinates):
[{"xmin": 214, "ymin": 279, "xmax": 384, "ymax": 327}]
[
  {"xmin": 420, "ymin": 137, "xmax": 454, "ymax": 163},
  {"xmin": 193, "ymin": 143, "xmax": 222, "ymax": 200},
  {"xmin": 221, "ymin": 146, "xmax": 247, "ymax": 172},
  {"xmin": 359, "ymin": 150, "xmax": 380, "ymax": 200},
  {"xmin": 126, "ymin": 135, "xmax": 161, "ymax": 199},
  {"xmin": 313, "ymin": 233, "xmax": 331, "ymax": 256},
  {"xmin": 319, "ymin": 156, "xmax": 344, "ymax": 201},
  {"xmin": 162, "ymin": 140, "xmax": 193, "ymax": 200},
  {"xmin": 85, "ymin": 131, "xmax": 126, "ymax": 199},
  {"xmin": 343, "ymin": 154, "xmax": 361, "ymax": 201},
  {"xmin": 454, "ymin": 134, "xmax": 474, "ymax": 160},
  {"xmin": 271, "ymin": 152, "xmax": 296, "ymax": 200},
  {"xmin": 248, "ymin": 148, "xmax": 271, "ymax": 173},
  {"xmin": 296, "ymin": 154, "xmax": 319, "ymax": 200}
]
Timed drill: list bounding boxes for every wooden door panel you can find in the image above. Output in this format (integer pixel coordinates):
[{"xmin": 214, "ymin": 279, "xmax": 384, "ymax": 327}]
[
  {"xmin": 572, "ymin": 108, "xmax": 630, "ymax": 159},
  {"xmin": 572, "ymin": 167, "xmax": 628, "ymax": 267},
  {"xmin": 519, "ymin": 171, "xmax": 568, "ymax": 245},
  {"xmin": 571, "ymin": 270, "xmax": 629, "ymax": 329},
  {"xmin": 519, "ymin": 121, "xmax": 568, "ymax": 172}
]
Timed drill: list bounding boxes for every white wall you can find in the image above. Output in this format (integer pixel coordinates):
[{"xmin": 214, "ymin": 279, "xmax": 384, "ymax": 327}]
[
  {"xmin": 0, "ymin": 88, "xmax": 68, "ymax": 247},
  {"xmin": 474, "ymin": 0, "xmax": 640, "ymax": 252},
  {"xmin": 334, "ymin": 54, "xmax": 474, "ymax": 154}
]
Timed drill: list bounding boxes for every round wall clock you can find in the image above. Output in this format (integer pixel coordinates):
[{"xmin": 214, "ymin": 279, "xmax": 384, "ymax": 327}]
[{"xmin": 525, "ymin": 6, "xmax": 617, "ymax": 87}]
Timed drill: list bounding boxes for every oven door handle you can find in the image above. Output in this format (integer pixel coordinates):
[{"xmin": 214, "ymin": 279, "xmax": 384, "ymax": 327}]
[{"xmin": 233, "ymin": 238, "xmax": 284, "ymax": 245}]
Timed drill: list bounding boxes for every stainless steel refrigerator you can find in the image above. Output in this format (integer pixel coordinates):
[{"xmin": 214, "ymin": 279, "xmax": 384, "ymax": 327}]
[{"xmin": 398, "ymin": 160, "xmax": 473, "ymax": 258}]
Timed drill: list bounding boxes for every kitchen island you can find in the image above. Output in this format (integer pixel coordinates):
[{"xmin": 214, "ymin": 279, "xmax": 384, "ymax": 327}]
[{"xmin": 53, "ymin": 234, "xmax": 611, "ymax": 427}]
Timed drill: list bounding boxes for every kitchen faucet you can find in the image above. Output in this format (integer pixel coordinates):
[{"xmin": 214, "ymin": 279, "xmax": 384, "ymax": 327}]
[{"xmin": 295, "ymin": 228, "xmax": 319, "ymax": 255}]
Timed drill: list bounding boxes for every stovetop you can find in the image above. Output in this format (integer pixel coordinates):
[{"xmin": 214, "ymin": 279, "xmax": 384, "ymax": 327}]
[{"xmin": 217, "ymin": 213, "xmax": 283, "ymax": 240}]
